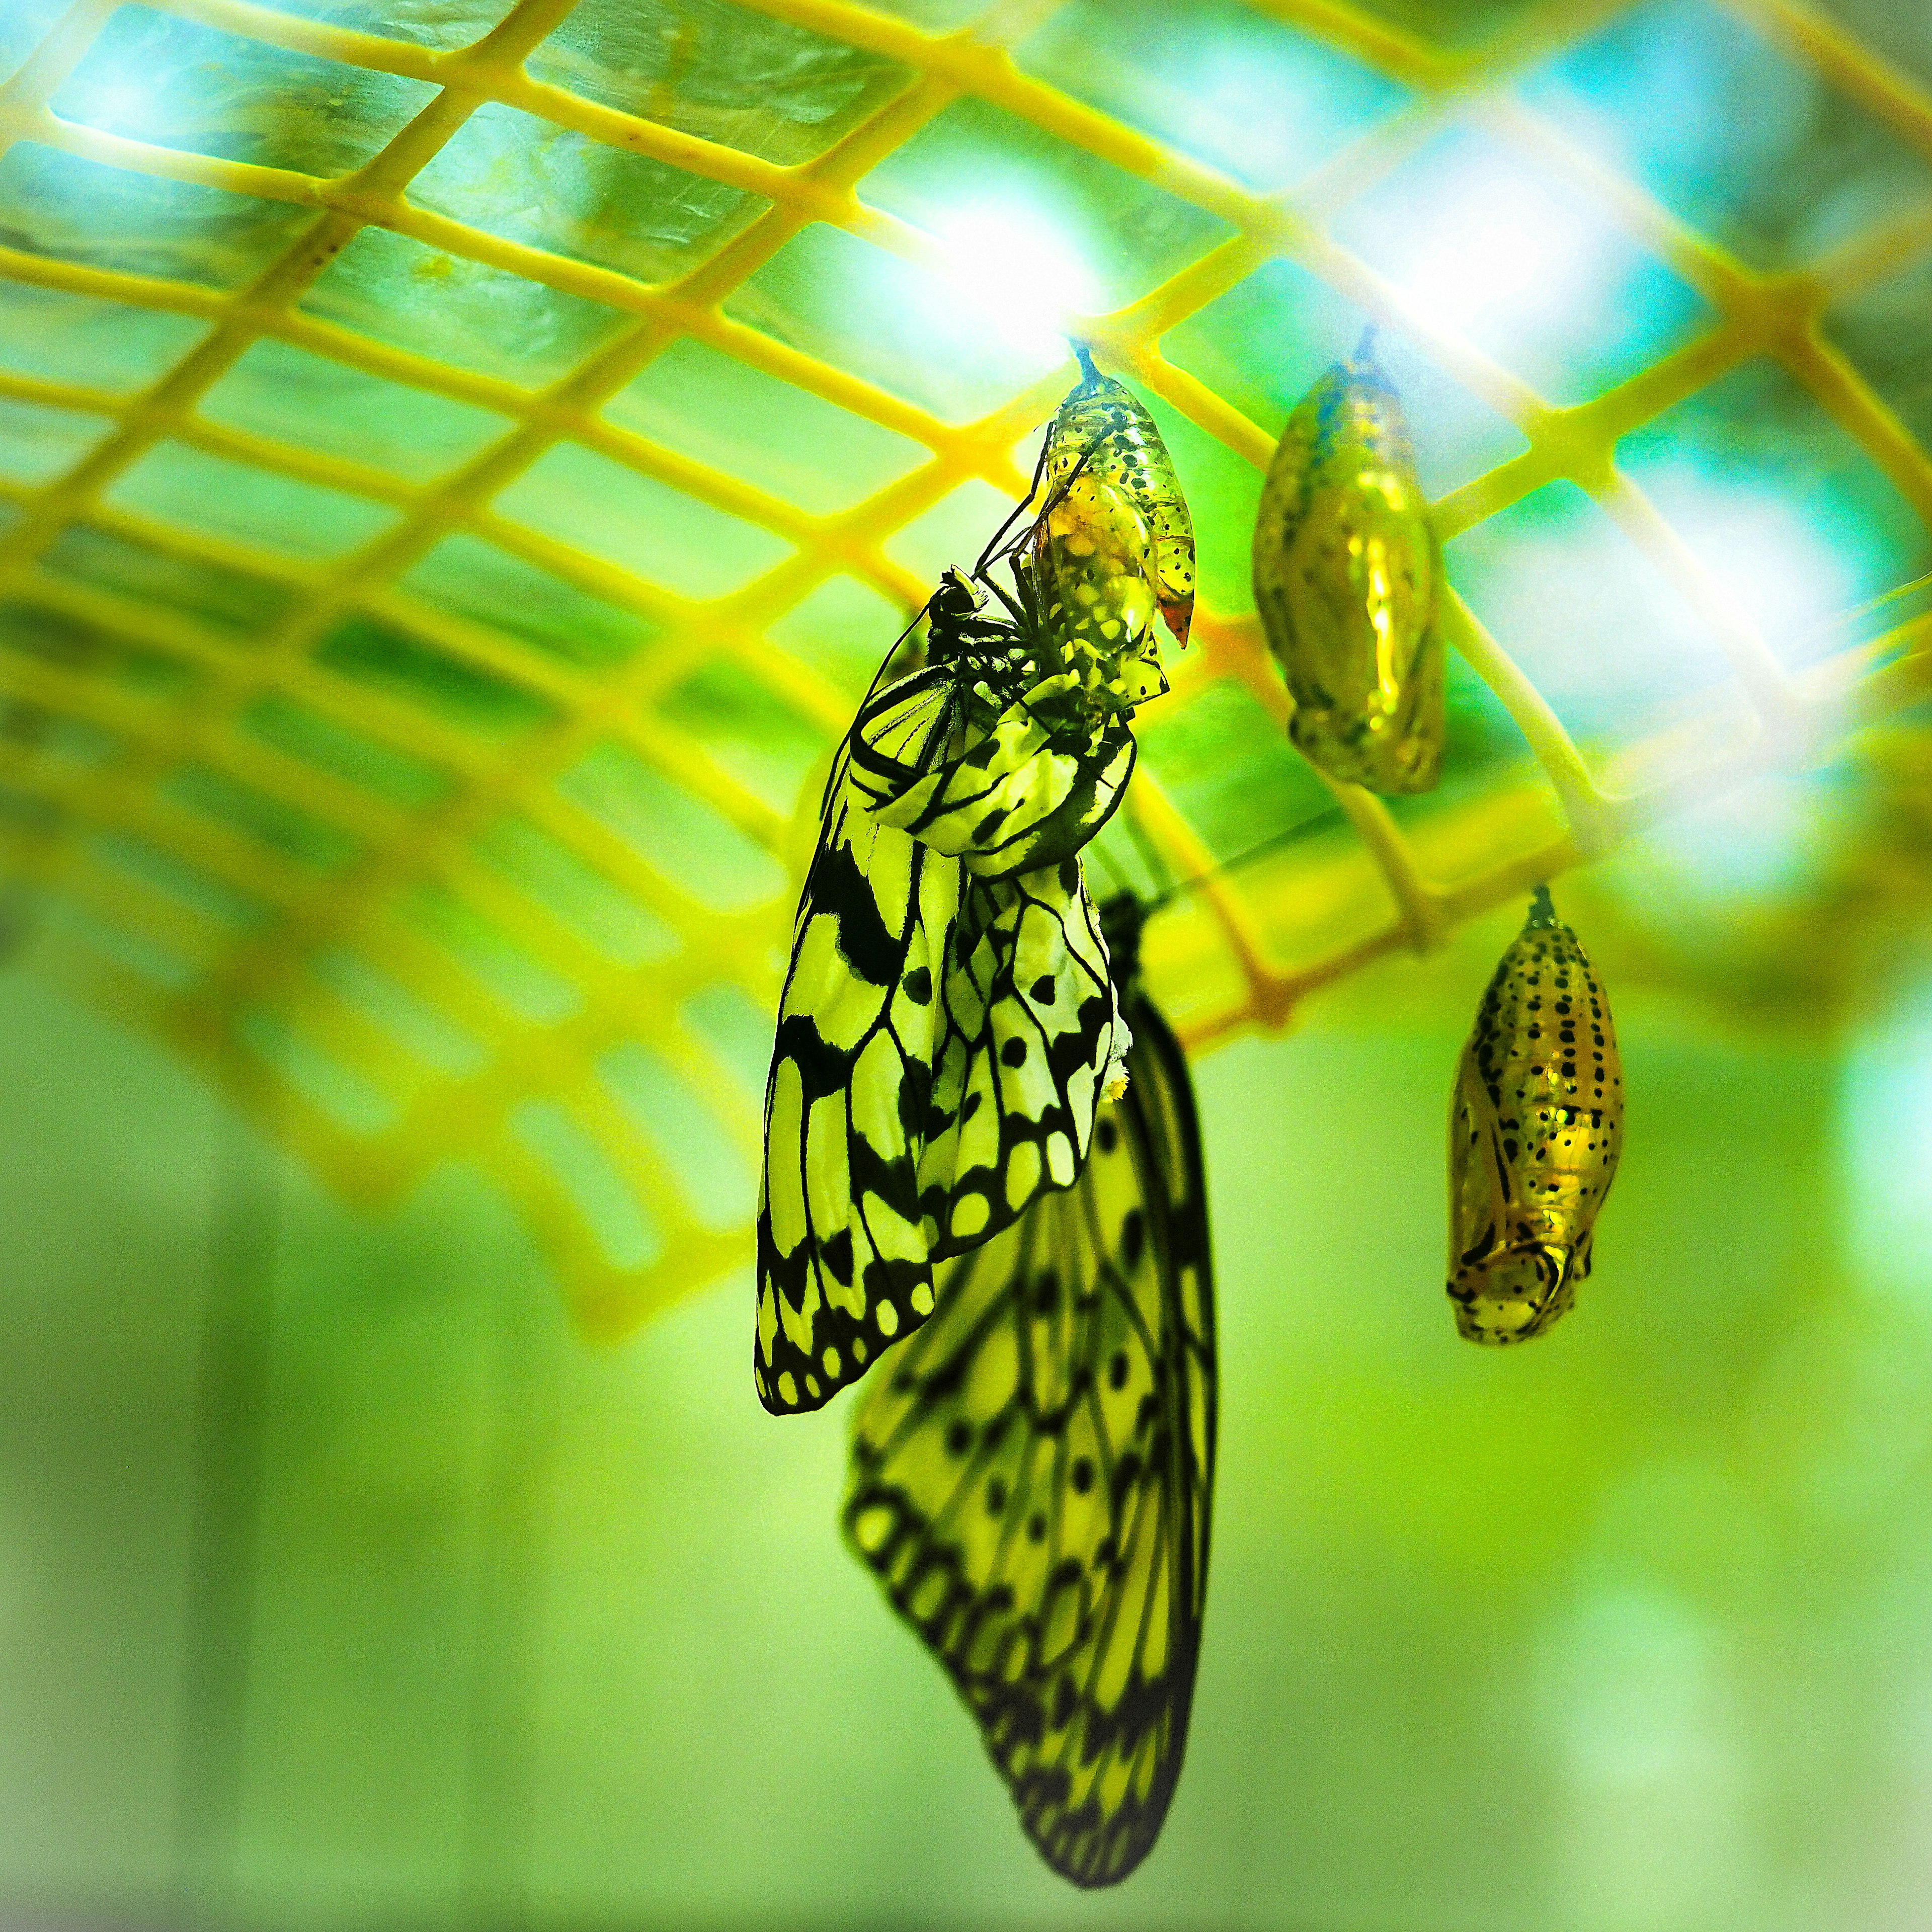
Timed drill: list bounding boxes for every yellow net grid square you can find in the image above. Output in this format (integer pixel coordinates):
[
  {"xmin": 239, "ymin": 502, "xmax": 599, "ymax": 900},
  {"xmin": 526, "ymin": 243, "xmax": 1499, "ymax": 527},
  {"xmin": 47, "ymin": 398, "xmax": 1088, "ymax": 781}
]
[{"xmin": 0, "ymin": 0, "xmax": 1926, "ymax": 1335}]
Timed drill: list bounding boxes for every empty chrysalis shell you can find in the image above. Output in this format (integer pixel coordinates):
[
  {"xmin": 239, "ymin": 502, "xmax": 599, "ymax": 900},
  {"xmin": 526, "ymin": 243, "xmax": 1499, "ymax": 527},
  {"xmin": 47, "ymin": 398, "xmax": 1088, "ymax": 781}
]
[
  {"xmin": 1252, "ymin": 330, "xmax": 1443, "ymax": 794},
  {"xmin": 1030, "ymin": 347, "xmax": 1195, "ymax": 715},
  {"xmin": 1447, "ymin": 887, "xmax": 1623, "ymax": 1345}
]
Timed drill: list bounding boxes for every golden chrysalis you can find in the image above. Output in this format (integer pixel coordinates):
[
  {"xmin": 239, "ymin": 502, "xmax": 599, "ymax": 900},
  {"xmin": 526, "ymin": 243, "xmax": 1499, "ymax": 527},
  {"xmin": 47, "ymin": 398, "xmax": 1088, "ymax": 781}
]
[
  {"xmin": 1252, "ymin": 330, "xmax": 1443, "ymax": 794},
  {"xmin": 1447, "ymin": 887, "xmax": 1623, "ymax": 1344},
  {"xmin": 1030, "ymin": 347, "xmax": 1195, "ymax": 713}
]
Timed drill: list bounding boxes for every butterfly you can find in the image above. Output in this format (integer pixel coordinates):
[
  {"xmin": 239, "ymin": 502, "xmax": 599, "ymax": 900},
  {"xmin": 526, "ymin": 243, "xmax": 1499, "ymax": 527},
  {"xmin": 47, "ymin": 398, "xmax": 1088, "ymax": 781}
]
[
  {"xmin": 1448, "ymin": 884, "xmax": 1624, "ymax": 1343},
  {"xmin": 755, "ymin": 362, "xmax": 1193, "ymax": 1416},
  {"xmin": 1252, "ymin": 328, "xmax": 1443, "ymax": 795},
  {"xmin": 843, "ymin": 894, "xmax": 1217, "ymax": 1887},
  {"xmin": 754, "ymin": 577, "xmax": 1136, "ymax": 1415}
]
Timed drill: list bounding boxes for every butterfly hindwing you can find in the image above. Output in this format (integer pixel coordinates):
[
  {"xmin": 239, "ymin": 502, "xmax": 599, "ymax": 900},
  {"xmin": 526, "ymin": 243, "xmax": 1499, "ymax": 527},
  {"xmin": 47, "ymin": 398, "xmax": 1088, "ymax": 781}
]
[
  {"xmin": 921, "ymin": 862, "xmax": 1118, "ymax": 1257},
  {"xmin": 845, "ymin": 975, "xmax": 1216, "ymax": 1887},
  {"xmin": 862, "ymin": 671, "xmax": 1137, "ymax": 882}
]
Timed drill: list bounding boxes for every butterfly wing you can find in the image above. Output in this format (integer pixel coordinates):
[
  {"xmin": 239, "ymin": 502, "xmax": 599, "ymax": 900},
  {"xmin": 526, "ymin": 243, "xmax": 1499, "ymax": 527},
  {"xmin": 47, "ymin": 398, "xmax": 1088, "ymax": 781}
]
[
  {"xmin": 920, "ymin": 860, "xmax": 1120, "ymax": 1259},
  {"xmin": 757, "ymin": 675, "xmax": 962, "ymax": 1415},
  {"xmin": 845, "ymin": 990, "xmax": 1216, "ymax": 1886},
  {"xmin": 861, "ymin": 673, "xmax": 1136, "ymax": 1277},
  {"xmin": 860, "ymin": 673, "xmax": 1137, "ymax": 881},
  {"xmin": 758, "ymin": 673, "xmax": 1124, "ymax": 1415}
]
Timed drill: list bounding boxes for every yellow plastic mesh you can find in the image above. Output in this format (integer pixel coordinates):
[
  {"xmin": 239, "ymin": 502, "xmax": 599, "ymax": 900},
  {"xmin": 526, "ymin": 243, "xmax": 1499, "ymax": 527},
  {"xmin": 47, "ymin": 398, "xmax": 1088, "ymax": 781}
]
[{"xmin": 0, "ymin": 0, "xmax": 1928, "ymax": 1336}]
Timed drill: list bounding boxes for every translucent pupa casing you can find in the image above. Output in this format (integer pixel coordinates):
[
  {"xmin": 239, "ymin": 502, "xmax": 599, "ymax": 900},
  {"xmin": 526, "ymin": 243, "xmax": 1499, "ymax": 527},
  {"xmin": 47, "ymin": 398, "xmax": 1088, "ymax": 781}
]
[
  {"xmin": 1447, "ymin": 888, "xmax": 1623, "ymax": 1344},
  {"xmin": 1253, "ymin": 333, "xmax": 1442, "ymax": 794},
  {"xmin": 1030, "ymin": 349, "xmax": 1195, "ymax": 715}
]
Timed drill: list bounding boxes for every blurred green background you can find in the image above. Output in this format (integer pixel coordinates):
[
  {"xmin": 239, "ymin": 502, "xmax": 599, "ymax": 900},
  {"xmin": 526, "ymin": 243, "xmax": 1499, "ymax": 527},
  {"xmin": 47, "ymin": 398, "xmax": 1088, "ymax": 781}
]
[
  {"xmin": 8, "ymin": 892, "xmax": 1931, "ymax": 1931},
  {"xmin": 4, "ymin": 0, "xmax": 1932, "ymax": 1924}
]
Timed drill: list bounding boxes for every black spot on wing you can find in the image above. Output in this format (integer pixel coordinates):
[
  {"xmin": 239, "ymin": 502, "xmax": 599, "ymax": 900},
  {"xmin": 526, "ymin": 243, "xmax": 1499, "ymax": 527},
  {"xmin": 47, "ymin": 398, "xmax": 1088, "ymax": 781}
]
[
  {"xmin": 823, "ymin": 1228, "xmax": 854, "ymax": 1286},
  {"xmin": 814, "ymin": 839, "xmax": 903, "ymax": 987},
  {"xmin": 773, "ymin": 1014, "xmax": 855, "ymax": 1105},
  {"xmin": 898, "ymin": 1060, "xmax": 929, "ymax": 1135}
]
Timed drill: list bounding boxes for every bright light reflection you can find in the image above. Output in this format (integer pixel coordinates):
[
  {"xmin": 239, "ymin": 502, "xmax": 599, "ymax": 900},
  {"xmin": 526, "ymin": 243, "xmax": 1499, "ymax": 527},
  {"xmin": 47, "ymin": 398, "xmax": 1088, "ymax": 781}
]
[
  {"xmin": 1401, "ymin": 171, "xmax": 1591, "ymax": 336},
  {"xmin": 78, "ymin": 80, "xmax": 152, "ymax": 130},
  {"xmin": 928, "ymin": 205, "xmax": 1101, "ymax": 361},
  {"xmin": 1675, "ymin": 489, "xmax": 1859, "ymax": 653},
  {"xmin": 1639, "ymin": 775, "xmax": 1810, "ymax": 903}
]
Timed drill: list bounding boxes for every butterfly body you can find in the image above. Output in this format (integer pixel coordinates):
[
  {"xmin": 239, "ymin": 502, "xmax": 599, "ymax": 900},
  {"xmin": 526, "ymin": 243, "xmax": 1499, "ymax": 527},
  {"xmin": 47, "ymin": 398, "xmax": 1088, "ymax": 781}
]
[
  {"xmin": 845, "ymin": 899, "xmax": 1216, "ymax": 1886},
  {"xmin": 1448, "ymin": 888, "xmax": 1624, "ymax": 1343},
  {"xmin": 1253, "ymin": 335, "xmax": 1442, "ymax": 794}
]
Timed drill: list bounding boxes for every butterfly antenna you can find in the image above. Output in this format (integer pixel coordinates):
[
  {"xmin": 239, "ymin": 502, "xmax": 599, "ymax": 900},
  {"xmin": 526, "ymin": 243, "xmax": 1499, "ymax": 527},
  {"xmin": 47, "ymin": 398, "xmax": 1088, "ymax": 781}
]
[
  {"xmin": 1006, "ymin": 408, "xmax": 1102, "ymax": 559},
  {"xmin": 973, "ymin": 437, "xmax": 1100, "ymax": 597},
  {"xmin": 1031, "ymin": 444, "xmax": 1094, "ymax": 533},
  {"xmin": 976, "ymin": 346, "xmax": 1112, "ymax": 587},
  {"xmin": 973, "ymin": 436, "xmax": 1054, "ymax": 582}
]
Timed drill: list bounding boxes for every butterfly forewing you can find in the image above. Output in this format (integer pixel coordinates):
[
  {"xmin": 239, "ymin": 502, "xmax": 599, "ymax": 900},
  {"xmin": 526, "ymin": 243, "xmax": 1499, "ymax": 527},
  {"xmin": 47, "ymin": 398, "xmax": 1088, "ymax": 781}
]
[
  {"xmin": 758, "ymin": 732, "xmax": 946, "ymax": 1415},
  {"xmin": 863, "ymin": 672, "xmax": 1137, "ymax": 881},
  {"xmin": 845, "ymin": 987, "xmax": 1216, "ymax": 1887},
  {"xmin": 757, "ymin": 667, "xmax": 1128, "ymax": 1416}
]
